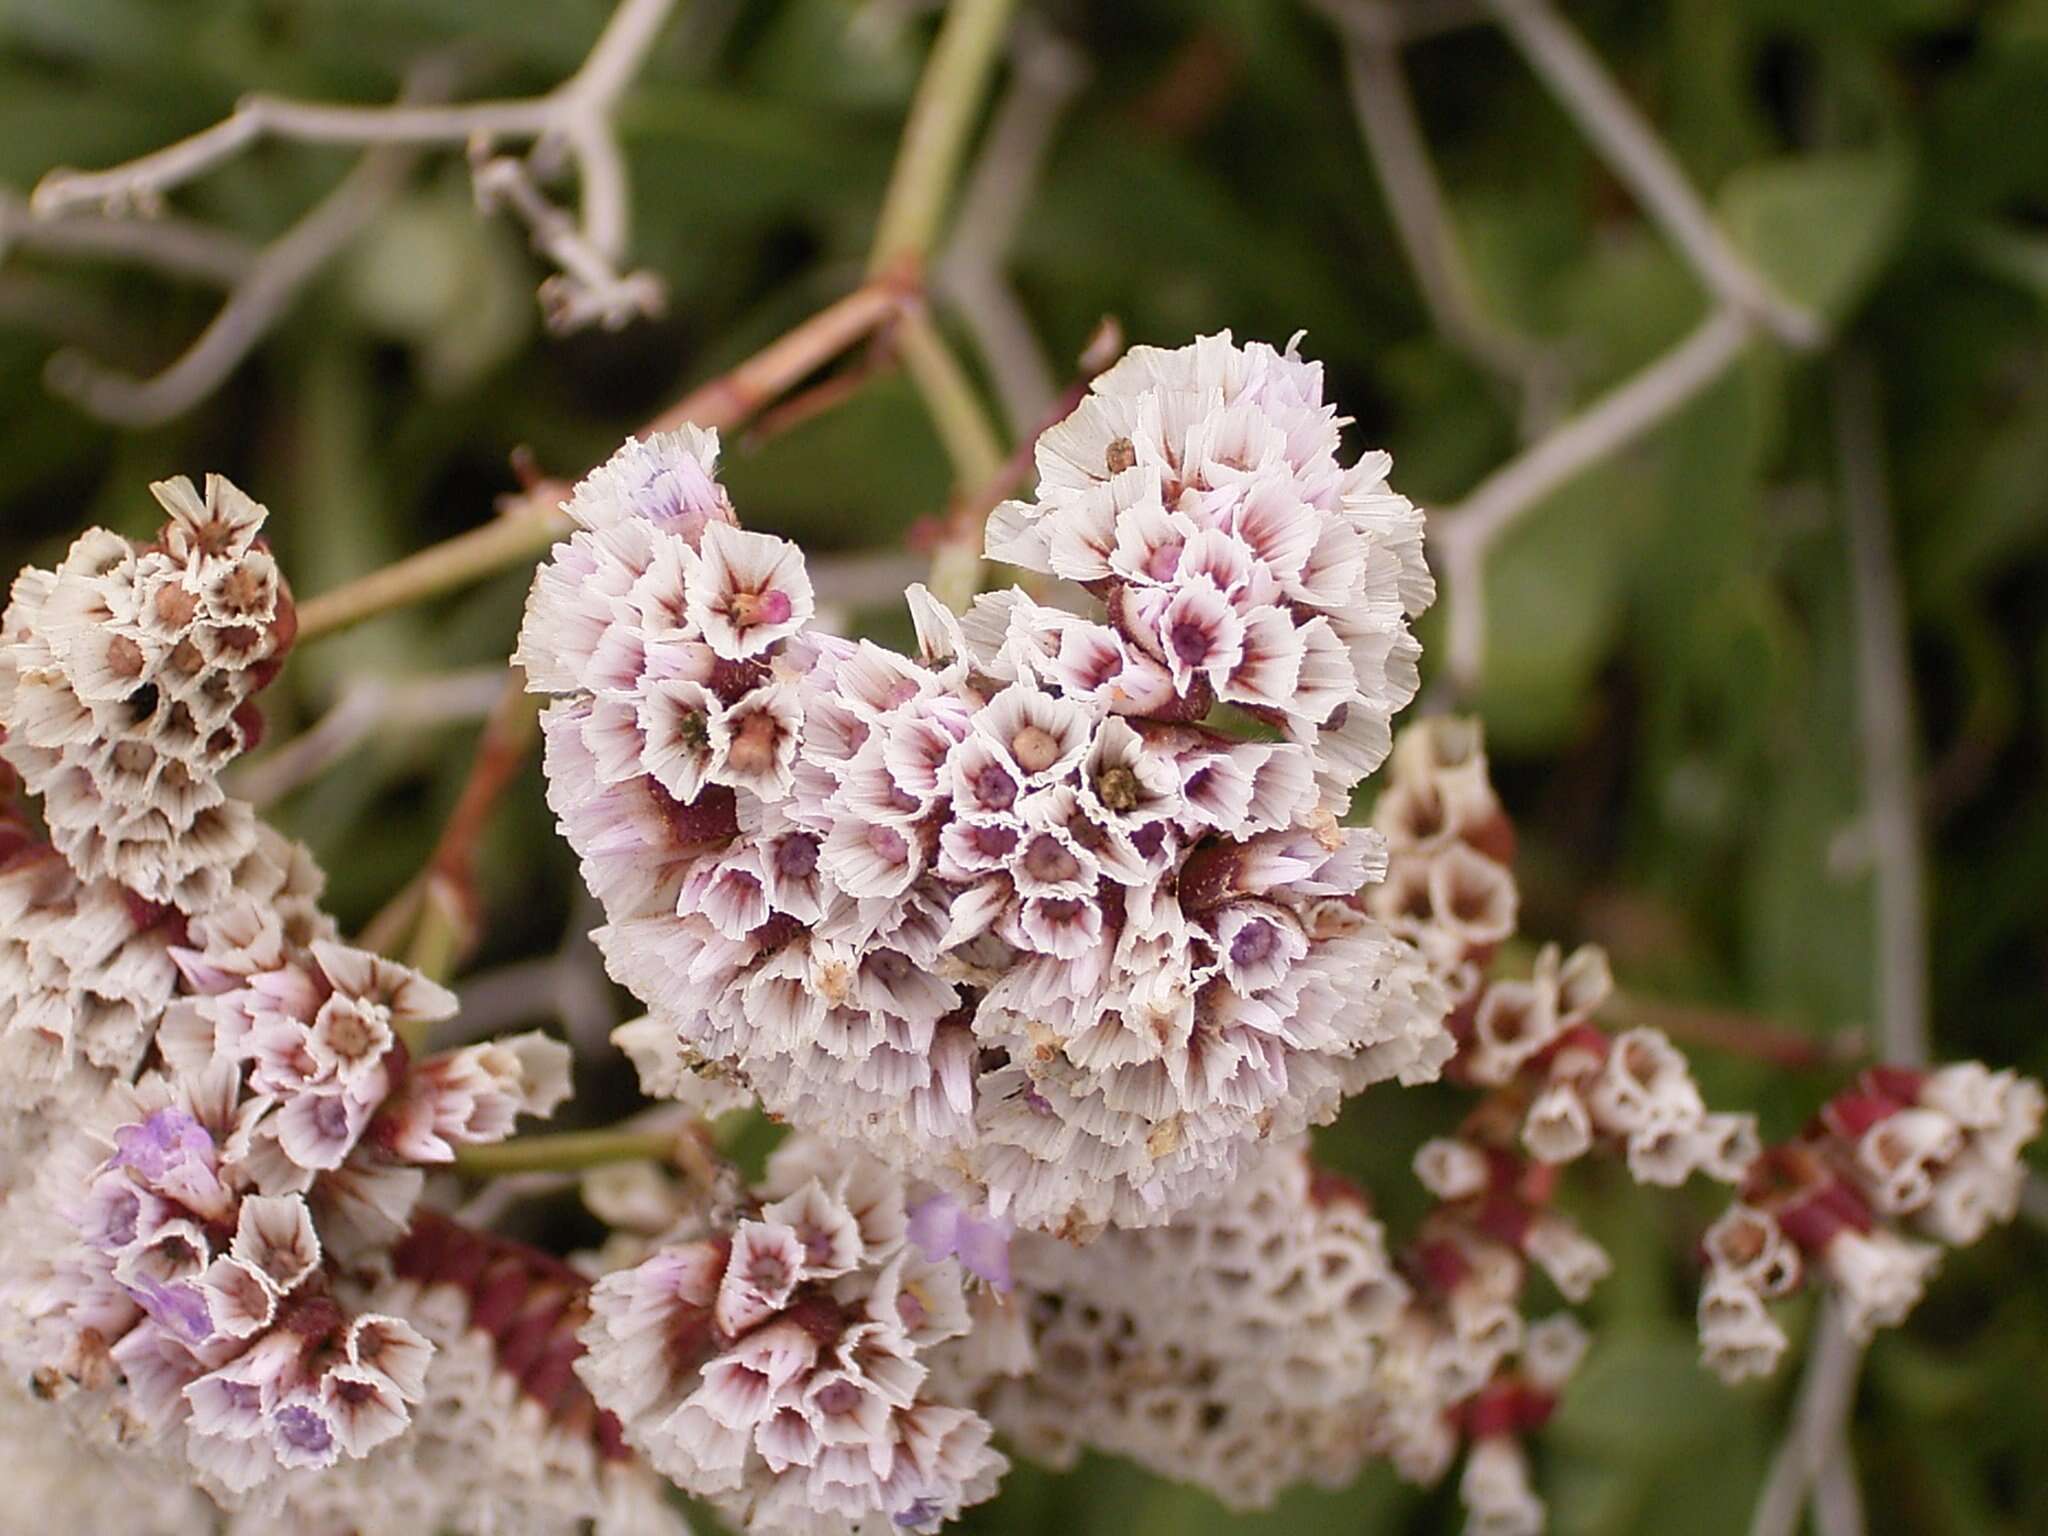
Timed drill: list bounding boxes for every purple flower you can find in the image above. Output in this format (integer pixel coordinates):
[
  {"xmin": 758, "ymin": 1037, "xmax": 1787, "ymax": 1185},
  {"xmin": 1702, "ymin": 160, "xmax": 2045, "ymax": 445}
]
[
  {"xmin": 272, "ymin": 1403, "xmax": 335, "ymax": 1457},
  {"xmin": 111, "ymin": 1108, "xmax": 214, "ymax": 1181},
  {"xmin": 907, "ymin": 1193, "xmax": 1012, "ymax": 1294},
  {"xmin": 130, "ymin": 1277, "xmax": 215, "ymax": 1346}
]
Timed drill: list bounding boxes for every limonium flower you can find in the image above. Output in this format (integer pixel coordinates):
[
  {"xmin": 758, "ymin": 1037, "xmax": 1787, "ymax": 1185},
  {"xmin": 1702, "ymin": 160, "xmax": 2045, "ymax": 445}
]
[
  {"xmin": 519, "ymin": 363, "xmax": 1452, "ymax": 1238},
  {"xmin": 0, "ymin": 477, "xmax": 296, "ymax": 913},
  {"xmin": 578, "ymin": 1138, "xmax": 1006, "ymax": 1535}
]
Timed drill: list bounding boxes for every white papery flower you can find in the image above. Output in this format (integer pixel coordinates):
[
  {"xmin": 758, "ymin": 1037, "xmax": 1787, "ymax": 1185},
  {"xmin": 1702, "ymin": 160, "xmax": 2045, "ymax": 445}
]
[
  {"xmin": 1696, "ymin": 1274, "xmax": 1790, "ymax": 1384},
  {"xmin": 0, "ymin": 478, "xmax": 294, "ymax": 913},
  {"xmin": 1458, "ymin": 1434, "xmax": 1544, "ymax": 1536},
  {"xmin": 1822, "ymin": 1228, "xmax": 1941, "ymax": 1342},
  {"xmin": 983, "ymin": 1139, "xmax": 1408, "ymax": 1511},
  {"xmin": 985, "ymin": 332, "xmax": 1430, "ymax": 805},
  {"xmin": 524, "ymin": 431, "xmax": 1449, "ymax": 1239},
  {"xmin": 578, "ymin": 1142, "xmax": 1004, "ymax": 1535}
]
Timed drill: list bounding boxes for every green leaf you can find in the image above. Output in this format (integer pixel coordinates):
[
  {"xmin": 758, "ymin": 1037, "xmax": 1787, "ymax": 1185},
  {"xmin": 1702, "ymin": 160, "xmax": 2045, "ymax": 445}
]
[{"xmin": 1719, "ymin": 148, "xmax": 1913, "ymax": 323}]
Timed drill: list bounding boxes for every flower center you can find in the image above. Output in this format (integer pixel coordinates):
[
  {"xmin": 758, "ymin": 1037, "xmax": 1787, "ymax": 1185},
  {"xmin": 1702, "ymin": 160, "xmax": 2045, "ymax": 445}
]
[{"xmin": 1010, "ymin": 725, "xmax": 1062, "ymax": 774}]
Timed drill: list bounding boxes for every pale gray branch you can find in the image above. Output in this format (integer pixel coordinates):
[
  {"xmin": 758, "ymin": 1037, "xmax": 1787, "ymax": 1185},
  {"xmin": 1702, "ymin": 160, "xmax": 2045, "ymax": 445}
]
[
  {"xmin": 1814, "ymin": 1436, "xmax": 1867, "ymax": 1536},
  {"xmin": 1836, "ymin": 353, "xmax": 1928, "ymax": 1068},
  {"xmin": 1747, "ymin": 359, "xmax": 1926, "ymax": 1535},
  {"xmin": 228, "ymin": 668, "xmax": 510, "ymax": 807},
  {"xmin": 1327, "ymin": 14, "xmax": 1571, "ymax": 436},
  {"xmin": 1431, "ymin": 305, "xmax": 1752, "ymax": 691},
  {"xmin": 1310, "ymin": 0, "xmax": 1488, "ymax": 43},
  {"xmin": 935, "ymin": 22, "xmax": 1088, "ymax": 436},
  {"xmin": 0, "ymin": 188, "xmax": 254, "ymax": 287},
  {"xmin": 470, "ymin": 146, "xmax": 665, "ymax": 332},
  {"xmin": 43, "ymin": 142, "xmax": 417, "ymax": 427},
  {"xmin": 19, "ymin": 0, "xmax": 676, "ymax": 415},
  {"xmin": 1750, "ymin": 1301, "xmax": 1864, "ymax": 1536},
  {"xmin": 1483, "ymin": 0, "xmax": 1822, "ymax": 350}
]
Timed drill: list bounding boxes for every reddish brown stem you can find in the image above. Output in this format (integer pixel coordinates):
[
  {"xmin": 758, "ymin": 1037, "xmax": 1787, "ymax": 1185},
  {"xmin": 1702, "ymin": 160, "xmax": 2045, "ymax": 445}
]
[{"xmin": 1612, "ymin": 993, "xmax": 1864, "ymax": 1071}]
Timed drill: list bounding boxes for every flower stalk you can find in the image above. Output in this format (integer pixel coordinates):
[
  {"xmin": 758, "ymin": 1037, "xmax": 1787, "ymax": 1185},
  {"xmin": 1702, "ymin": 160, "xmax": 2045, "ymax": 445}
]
[{"xmin": 450, "ymin": 1125, "xmax": 681, "ymax": 1175}]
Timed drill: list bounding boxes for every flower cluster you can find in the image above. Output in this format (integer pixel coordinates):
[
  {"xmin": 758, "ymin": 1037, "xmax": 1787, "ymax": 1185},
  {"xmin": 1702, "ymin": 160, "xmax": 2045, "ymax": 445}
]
[
  {"xmin": 1698, "ymin": 1061, "xmax": 2045, "ymax": 1380},
  {"xmin": 7, "ymin": 336, "xmax": 2046, "ymax": 1536},
  {"xmin": 1372, "ymin": 720, "xmax": 1758, "ymax": 1186},
  {"xmin": 984, "ymin": 331, "xmax": 1433, "ymax": 803},
  {"xmin": 0, "ymin": 477, "xmax": 296, "ymax": 913},
  {"xmin": 246, "ymin": 1208, "xmax": 694, "ymax": 1536},
  {"xmin": 1360, "ymin": 714, "xmax": 2044, "ymax": 1514},
  {"xmin": 0, "ymin": 844, "xmax": 181, "ymax": 1129},
  {"xmin": 0, "ymin": 643, "xmax": 573, "ymax": 1507},
  {"xmin": 0, "ymin": 1372, "xmax": 221, "ymax": 1536},
  {"xmin": 578, "ymin": 1136, "xmax": 1007, "ymax": 1536},
  {"xmin": 979, "ymin": 1127, "xmax": 1591, "ymax": 1536},
  {"xmin": 984, "ymin": 1136, "xmax": 1411, "ymax": 1510},
  {"xmin": 521, "ymin": 354, "xmax": 1451, "ymax": 1236},
  {"xmin": 7, "ymin": 926, "xmax": 570, "ymax": 1500}
]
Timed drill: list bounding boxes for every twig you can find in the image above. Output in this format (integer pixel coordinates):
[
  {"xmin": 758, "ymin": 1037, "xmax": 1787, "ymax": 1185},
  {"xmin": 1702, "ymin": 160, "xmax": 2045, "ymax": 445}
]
[
  {"xmin": 642, "ymin": 278, "xmax": 912, "ymax": 436},
  {"xmin": 862, "ymin": 0, "xmax": 1021, "ymax": 610},
  {"xmin": 44, "ymin": 155, "xmax": 404, "ymax": 426},
  {"xmin": 294, "ymin": 492, "xmax": 572, "ymax": 642},
  {"xmin": 37, "ymin": 55, "xmax": 455, "ymax": 429},
  {"xmin": 1746, "ymin": 353, "xmax": 1927, "ymax": 1536},
  {"xmin": 810, "ymin": 550, "xmax": 936, "ymax": 612},
  {"xmin": 1814, "ymin": 1438, "xmax": 1867, "ymax": 1536},
  {"xmin": 934, "ymin": 21, "xmax": 1088, "ymax": 435},
  {"xmin": 924, "ymin": 318, "xmax": 1121, "ymax": 612},
  {"xmin": 228, "ymin": 668, "xmax": 510, "ymax": 806},
  {"xmin": 865, "ymin": 0, "xmax": 1021, "ymax": 281},
  {"xmin": 412, "ymin": 675, "xmax": 545, "ymax": 980},
  {"xmin": 1431, "ymin": 305, "xmax": 1752, "ymax": 692},
  {"xmin": 366, "ymin": 674, "xmax": 542, "ymax": 1000},
  {"xmin": 1481, "ymin": 0, "xmax": 1821, "ymax": 350},
  {"xmin": 900, "ymin": 310, "xmax": 1008, "ymax": 492},
  {"xmin": 0, "ymin": 188, "xmax": 254, "ymax": 286},
  {"xmin": 468, "ymin": 147, "xmax": 665, "ymax": 332},
  {"xmin": 453, "ymin": 1170, "xmax": 578, "ymax": 1227},
  {"xmin": 295, "ymin": 278, "xmax": 913, "ymax": 642},
  {"xmin": 1313, "ymin": 0, "xmax": 1489, "ymax": 43},
  {"xmin": 1613, "ymin": 992, "xmax": 1863, "ymax": 1072},
  {"xmin": 1318, "ymin": 1, "xmax": 1570, "ymax": 436},
  {"xmin": 1749, "ymin": 1301, "xmax": 1864, "ymax": 1536},
  {"xmin": 743, "ymin": 341, "xmax": 900, "ymax": 445},
  {"xmin": 1835, "ymin": 354, "xmax": 1928, "ymax": 1069},
  {"xmin": 27, "ymin": 0, "xmax": 677, "ymax": 395}
]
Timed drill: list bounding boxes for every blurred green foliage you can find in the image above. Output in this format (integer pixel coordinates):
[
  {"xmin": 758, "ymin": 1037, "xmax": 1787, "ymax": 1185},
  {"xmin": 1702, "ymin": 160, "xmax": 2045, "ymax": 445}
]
[{"xmin": 4, "ymin": 1, "xmax": 2047, "ymax": 1531}]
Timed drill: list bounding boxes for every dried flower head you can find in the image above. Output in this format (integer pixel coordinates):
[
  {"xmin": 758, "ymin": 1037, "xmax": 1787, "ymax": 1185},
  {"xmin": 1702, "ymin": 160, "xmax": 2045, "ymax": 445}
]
[{"xmin": 0, "ymin": 476, "xmax": 296, "ymax": 913}]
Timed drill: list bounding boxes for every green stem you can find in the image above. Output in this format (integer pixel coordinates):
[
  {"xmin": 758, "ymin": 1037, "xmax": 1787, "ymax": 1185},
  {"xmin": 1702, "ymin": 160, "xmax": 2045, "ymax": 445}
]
[
  {"xmin": 866, "ymin": 0, "xmax": 1020, "ymax": 280},
  {"xmin": 899, "ymin": 312, "xmax": 1006, "ymax": 489},
  {"xmin": 404, "ymin": 877, "xmax": 467, "ymax": 990},
  {"xmin": 452, "ymin": 1126, "xmax": 678, "ymax": 1176},
  {"xmin": 295, "ymin": 497, "xmax": 569, "ymax": 642}
]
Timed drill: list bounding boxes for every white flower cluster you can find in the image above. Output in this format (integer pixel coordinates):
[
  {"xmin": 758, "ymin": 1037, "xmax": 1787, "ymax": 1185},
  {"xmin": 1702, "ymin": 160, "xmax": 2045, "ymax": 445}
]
[
  {"xmin": 0, "ymin": 846, "xmax": 180, "ymax": 1122},
  {"xmin": 577, "ymin": 1137, "xmax": 1006, "ymax": 1536},
  {"xmin": 1372, "ymin": 720, "xmax": 1758, "ymax": 1187},
  {"xmin": 983, "ymin": 1136, "xmax": 1410, "ymax": 1509},
  {"xmin": 0, "ymin": 477, "xmax": 296, "ymax": 912},
  {"xmin": 0, "ymin": 635, "xmax": 573, "ymax": 1508},
  {"xmin": 241, "ymin": 1208, "xmax": 693, "ymax": 1536},
  {"xmin": 521, "ymin": 344, "xmax": 1451, "ymax": 1237},
  {"xmin": 0, "ymin": 1372, "xmax": 222, "ymax": 1536},
  {"xmin": 4, "ymin": 925, "xmax": 570, "ymax": 1500},
  {"xmin": 984, "ymin": 330, "xmax": 1433, "ymax": 804},
  {"xmin": 1698, "ymin": 1062, "xmax": 2044, "ymax": 1381}
]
